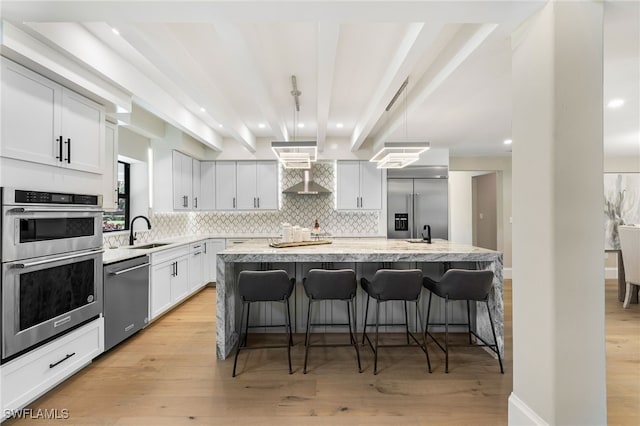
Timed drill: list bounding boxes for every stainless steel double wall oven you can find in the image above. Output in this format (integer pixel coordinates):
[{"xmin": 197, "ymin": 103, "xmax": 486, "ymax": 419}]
[{"xmin": 1, "ymin": 188, "xmax": 104, "ymax": 362}]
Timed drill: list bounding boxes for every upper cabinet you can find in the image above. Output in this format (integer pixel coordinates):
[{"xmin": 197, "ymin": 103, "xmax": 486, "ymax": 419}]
[
  {"xmin": 1, "ymin": 58, "xmax": 105, "ymax": 174},
  {"xmin": 192, "ymin": 158, "xmax": 201, "ymax": 210},
  {"xmin": 102, "ymin": 123, "xmax": 119, "ymax": 211},
  {"xmin": 215, "ymin": 161, "xmax": 278, "ymax": 211},
  {"xmin": 336, "ymin": 161, "xmax": 382, "ymax": 210},
  {"xmin": 236, "ymin": 161, "xmax": 278, "ymax": 210},
  {"xmin": 172, "ymin": 151, "xmax": 193, "ymax": 210},
  {"xmin": 199, "ymin": 161, "xmax": 216, "ymax": 210}
]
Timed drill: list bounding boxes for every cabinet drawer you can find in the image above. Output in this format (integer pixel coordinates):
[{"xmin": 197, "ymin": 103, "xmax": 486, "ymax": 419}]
[
  {"xmin": 1, "ymin": 318, "xmax": 104, "ymax": 416},
  {"xmin": 151, "ymin": 245, "xmax": 190, "ymax": 265}
]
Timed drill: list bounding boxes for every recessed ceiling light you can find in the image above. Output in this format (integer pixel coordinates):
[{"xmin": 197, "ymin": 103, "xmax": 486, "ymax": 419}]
[
  {"xmin": 258, "ymin": 123, "xmax": 266, "ymax": 128},
  {"xmin": 607, "ymin": 98, "xmax": 625, "ymax": 109},
  {"xmin": 336, "ymin": 123, "xmax": 344, "ymax": 128},
  {"xmin": 218, "ymin": 124, "xmax": 223, "ymax": 128},
  {"xmin": 112, "ymin": 28, "xmax": 120, "ymax": 36},
  {"xmin": 503, "ymin": 139, "xmax": 512, "ymax": 145},
  {"xmin": 297, "ymin": 123, "xmax": 305, "ymax": 128},
  {"xmin": 200, "ymin": 107, "xmax": 206, "ymax": 112}
]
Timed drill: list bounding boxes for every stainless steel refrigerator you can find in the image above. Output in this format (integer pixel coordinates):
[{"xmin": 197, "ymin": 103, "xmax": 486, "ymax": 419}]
[{"xmin": 387, "ymin": 166, "xmax": 449, "ymax": 240}]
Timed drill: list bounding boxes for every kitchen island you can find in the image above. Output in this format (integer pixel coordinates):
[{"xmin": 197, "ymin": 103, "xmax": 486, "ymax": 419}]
[{"xmin": 216, "ymin": 238, "xmax": 503, "ymax": 360}]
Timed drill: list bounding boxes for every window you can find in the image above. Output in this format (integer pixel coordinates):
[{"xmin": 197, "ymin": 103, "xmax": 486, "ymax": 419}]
[{"xmin": 103, "ymin": 161, "xmax": 130, "ymax": 232}]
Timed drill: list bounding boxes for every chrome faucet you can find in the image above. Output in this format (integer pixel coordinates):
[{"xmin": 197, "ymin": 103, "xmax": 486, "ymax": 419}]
[
  {"xmin": 129, "ymin": 215, "xmax": 152, "ymax": 246},
  {"xmin": 422, "ymin": 225, "xmax": 432, "ymax": 244}
]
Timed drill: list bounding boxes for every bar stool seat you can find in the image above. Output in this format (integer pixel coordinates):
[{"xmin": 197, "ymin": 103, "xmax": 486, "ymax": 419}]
[
  {"xmin": 423, "ymin": 269, "xmax": 503, "ymax": 373},
  {"xmin": 302, "ymin": 269, "xmax": 362, "ymax": 373},
  {"xmin": 232, "ymin": 270, "xmax": 295, "ymax": 377},
  {"xmin": 361, "ymin": 269, "xmax": 431, "ymax": 375}
]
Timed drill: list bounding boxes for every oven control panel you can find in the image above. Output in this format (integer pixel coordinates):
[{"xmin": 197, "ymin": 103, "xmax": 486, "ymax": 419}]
[{"xmin": 14, "ymin": 190, "xmax": 100, "ymax": 206}]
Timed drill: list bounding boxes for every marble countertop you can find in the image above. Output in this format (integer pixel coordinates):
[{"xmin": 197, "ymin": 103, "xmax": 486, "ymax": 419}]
[
  {"xmin": 218, "ymin": 238, "xmax": 501, "ymax": 263},
  {"xmin": 102, "ymin": 235, "xmax": 211, "ymax": 264}
]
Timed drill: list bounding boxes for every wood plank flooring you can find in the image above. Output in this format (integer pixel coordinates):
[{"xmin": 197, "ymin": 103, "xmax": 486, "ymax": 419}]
[{"xmin": 4, "ymin": 279, "xmax": 639, "ymax": 425}]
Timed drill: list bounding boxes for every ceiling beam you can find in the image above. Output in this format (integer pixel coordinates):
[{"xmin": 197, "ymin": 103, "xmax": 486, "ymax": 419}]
[
  {"xmin": 112, "ymin": 22, "xmax": 256, "ymax": 152},
  {"xmin": 349, "ymin": 23, "xmax": 442, "ymax": 152},
  {"xmin": 316, "ymin": 22, "xmax": 340, "ymax": 152},
  {"xmin": 371, "ymin": 23, "xmax": 498, "ymax": 149},
  {"xmin": 22, "ymin": 21, "xmax": 223, "ymax": 150},
  {"xmin": 213, "ymin": 21, "xmax": 289, "ymax": 142}
]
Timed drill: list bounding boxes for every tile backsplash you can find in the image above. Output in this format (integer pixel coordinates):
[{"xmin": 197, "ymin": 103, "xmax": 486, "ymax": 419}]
[{"xmin": 104, "ymin": 162, "xmax": 381, "ymax": 247}]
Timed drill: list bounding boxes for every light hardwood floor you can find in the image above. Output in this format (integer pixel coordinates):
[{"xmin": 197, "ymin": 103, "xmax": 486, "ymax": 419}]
[{"xmin": 5, "ymin": 279, "xmax": 639, "ymax": 425}]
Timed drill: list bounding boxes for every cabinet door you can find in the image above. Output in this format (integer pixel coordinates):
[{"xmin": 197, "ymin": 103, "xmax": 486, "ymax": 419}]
[
  {"xmin": 171, "ymin": 256, "xmax": 190, "ymax": 303},
  {"xmin": 215, "ymin": 161, "xmax": 237, "ymax": 210},
  {"xmin": 60, "ymin": 89, "xmax": 105, "ymax": 174},
  {"xmin": 189, "ymin": 244, "xmax": 204, "ymax": 292},
  {"xmin": 236, "ymin": 161, "xmax": 257, "ymax": 210},
  {"xmin": 192, "ymin": 159, "xmax": 201, "ymax": 211},
  {"xmin": 1, "ymin": 59, "xmax": 61, "ymax": 167},
  {"xmin": 172, "ymin": 151, "xmax": 192, "ymax": 210},
  {"xmin": 200, "ymin": 161, "xmax": 216, "ymax": 210},
  {"xmin": 256, "ymin": 161, "xmax": 278, "ymax": 210},
  {"xmin": 205, "ymin": 239, "xmax": 225, "ymax": 282},
  {"xmin": 336, "ymin": 161, "xmax": 360, "ymax": 210},
  {"xmin": 151, "ymin": 262, "xmax": 173, "ymax": 320},
  {"xmin": 102, "ymin": 123, "xmax": 119, "ymax": 211},
  {"xmin": 359, "ymin": 161, "xmax": 382, "ymax": 209}
]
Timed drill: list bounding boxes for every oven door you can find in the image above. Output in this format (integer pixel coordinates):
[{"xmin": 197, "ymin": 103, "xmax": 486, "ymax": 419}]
[
  {"xmin": 2, "ymin": 248, "xmax": 103, "ymax": 361},
  {"xmin": 2, "ymin": 206, "xmax": 103, "ymax": 261}
]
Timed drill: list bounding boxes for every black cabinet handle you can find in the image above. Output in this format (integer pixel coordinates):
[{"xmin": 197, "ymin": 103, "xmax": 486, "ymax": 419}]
[
  {"xmin": 257, "ymin": 197, "xmax": 260, "ymax": 208},
  {"xmin": 194, "ymin": 197, "xmax": 198, "ymax": 208},
  {"xmin": 56, "ymin": 136, "xmax": 63, "ymax": 161},
  {"xmin": 65, "ymin": 138, "xmax": 71, "ymax": 163},
  {"xmin": 49, "ymin": 352, "xmax": 76, "ymax": 369}
]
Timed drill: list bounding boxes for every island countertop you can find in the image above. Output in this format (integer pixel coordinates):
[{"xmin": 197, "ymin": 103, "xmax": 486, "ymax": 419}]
[
  {"xmin": 216, "ymin": 238, "xmax": 504, "ymax": 360},
  {"xmin": 219, "ymin": 238, "xmax": 501, "ymax": 263}
]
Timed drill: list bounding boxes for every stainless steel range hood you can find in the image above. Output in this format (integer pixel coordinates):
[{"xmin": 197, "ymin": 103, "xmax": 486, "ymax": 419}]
[{"xmin": 283, "ymin": 169, "xmax": 331, "ymax": 194}]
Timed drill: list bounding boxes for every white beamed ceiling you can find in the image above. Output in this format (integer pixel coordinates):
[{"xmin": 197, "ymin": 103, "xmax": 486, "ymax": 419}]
[{"xmin": 1, "ymin": 0, "xmax": 638, "ymax": 157}]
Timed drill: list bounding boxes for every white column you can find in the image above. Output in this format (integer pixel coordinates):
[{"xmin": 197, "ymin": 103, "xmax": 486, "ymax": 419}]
[{"xmin": 509, "ymin": 1, "xmax": 606, "ymax": 425}]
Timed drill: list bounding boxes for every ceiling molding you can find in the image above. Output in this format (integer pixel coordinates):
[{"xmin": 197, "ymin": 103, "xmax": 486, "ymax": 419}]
[
  {"xmin": 316, "ymin": 22, "xmax": 340, "ymax": 152},
  {"xmin": 349, "ymin": 23, "xmax": 443, "ymax": 152},
  {"xmin": 371, "ymin": 24, "xmax": 498, "ymax": 150}
]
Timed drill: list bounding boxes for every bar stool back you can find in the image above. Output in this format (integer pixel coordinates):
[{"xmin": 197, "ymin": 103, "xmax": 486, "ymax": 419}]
[
  {"xmin": 232, "ymin": 270, "xmax": 295, "ymax": 377},
  {"xmin": 423, "ymin": 269, "xmax": 503, "ymax": 373},
  {"xmin": 303, "ymin": 269, "xmax": 361, "ymax": 373},
  {"xmin": 361, "ymin": 269, "xmax": 431, "ymax": 374}
]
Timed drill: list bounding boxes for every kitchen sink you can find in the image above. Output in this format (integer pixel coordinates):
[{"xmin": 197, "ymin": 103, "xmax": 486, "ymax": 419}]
[{"xmin": 131, "ymin": 243, "xmax": 171, "ymax": 249}]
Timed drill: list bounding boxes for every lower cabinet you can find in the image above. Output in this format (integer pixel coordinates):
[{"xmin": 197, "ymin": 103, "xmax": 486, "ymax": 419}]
[
  {"xmin": 150, "ymin": 245, "xmax": 190, "ymax": 320},
  {"xmin": 189, "ymin": 242, "xmax": 205, "ymax": 292},
  {"xmin": 204, "ymin": 239, "xmax": 226, "ymax": 283},
  {"xmin": 1, "ymin": 318, "xmax": 104, "ymax": 420}
]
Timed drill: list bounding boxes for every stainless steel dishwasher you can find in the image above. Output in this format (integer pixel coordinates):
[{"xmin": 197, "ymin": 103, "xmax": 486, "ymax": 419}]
[{"xmin": 103, "ymin": 255, "xmax": 150, "ymax": 351}]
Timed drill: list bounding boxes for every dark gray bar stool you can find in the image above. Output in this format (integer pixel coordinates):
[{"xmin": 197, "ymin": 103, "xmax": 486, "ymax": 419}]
[
  {"xmin": 361, "ymin": 269, "xmax": 431, "ymax": 375},
  {"xmin": 302, "ymin": 269, "xmax": 362, "ymax": 373},
  {"xmin": 423, "ymin": 269, "xmax": 503, "ymax": 373},
  {"xmin": 232, "ymin": 270, "xmax": 295, "ymax": 377}
]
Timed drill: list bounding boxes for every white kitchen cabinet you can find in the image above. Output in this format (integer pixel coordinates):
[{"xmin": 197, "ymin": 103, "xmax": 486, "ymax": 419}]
[
  {"xmin": 172, "ymin": 151, "xmax": 193, "ymax": 210},
  {"xmin": 229, "ymin": 161, "xmax": 278, "ymax": 210},
  {"xmin": 150, "ymin": 245, "xmax": 190, "ymax": 320},
  {"xmin": 0, "ymin": 58, "xmax": 105, "ymax": 174},
  {"xmin": 200, "ymin": 161, "xmax": 216, "ymax": 210},
  {"xmin": 336, "ymin": 161, "xmax": 382, "ymax": 210},
  {"xmin": 1, "ymin": 318, "xmax": 103, "ymax": 420},
  {"xmin": 102, "ymin": 122, "xmax": 119, "ymax": 211},
  {"xmin": 189, "ymin": 242, "xmax": 205, "ymax": 292},
  {"xmin": 215, "ymin": 161, "xmax": 237, "ymax": 210},
  {"xmin": 204, "ymin": 239, "xmax": 226, "ymax": 283},
  {"xmin": 192, "ymin": 159, "xmax": 201, "ymax": 210}
]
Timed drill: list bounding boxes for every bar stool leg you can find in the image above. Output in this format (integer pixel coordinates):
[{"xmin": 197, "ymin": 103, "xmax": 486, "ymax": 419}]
[
  {"xmin": 374, "ymin": 300, "xmax": 380, "ymax": 375},
  {"xmin": 362, "ymin": 295, "xmax": 370, "ymax": 345},
  {"xmin": 347, "ymin": 300, "xmax": 362, "ymax": 373},
  {"xmin": 466, "ymin": 300, "xmax": 472, "ymax": 344},
  {"xmin": 424, "ymin": 292, "xmax": 433, "ymax": 343},
  {"xmin": 415, "ymin": 300, "xmax": 431, "ymax": 373},
  {"xmin": 404, "ymin": 300, "xmax": 410, "ymax": 344},
  {"xmin": 232, "ymin": 301, "xmax": 247, "ymax": 377},
  {"xmin": 285, "ymin": 298, "xmax": 293, "ymax": 374},
  {"xmin": 444, "ymin": 296, "xmax": 449, "ymax": 374},
  {"xmin": 485, "ymin": 300, "xmax": 504, "ymax": 374},
  {"xmin": 303, "ymin": 298, "xmax": 313, "ymax": 374}
]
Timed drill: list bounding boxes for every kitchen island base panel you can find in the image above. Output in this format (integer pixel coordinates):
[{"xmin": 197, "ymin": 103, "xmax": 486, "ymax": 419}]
[{"xmin": 216, "ymin": 239, "xmax": 503, "ymax": 360}]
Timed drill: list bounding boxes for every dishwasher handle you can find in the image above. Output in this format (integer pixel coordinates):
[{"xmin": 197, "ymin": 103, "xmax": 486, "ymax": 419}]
[{"xmin": 110, "ymin": 263, "xmax": 150, "ymax": 276}]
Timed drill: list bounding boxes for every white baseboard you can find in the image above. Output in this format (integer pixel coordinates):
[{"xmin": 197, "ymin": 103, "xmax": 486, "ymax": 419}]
[
  {"xmin": 605, "ymin": 267, "xmax": 618, "ymax": 279},
  {"xmin": 508, "ymin": 393, "xmax": 548, "ymax": 425},
  {"xmin": 504, "ymin": 267, "xmax": 512, "ymax": 279}
]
